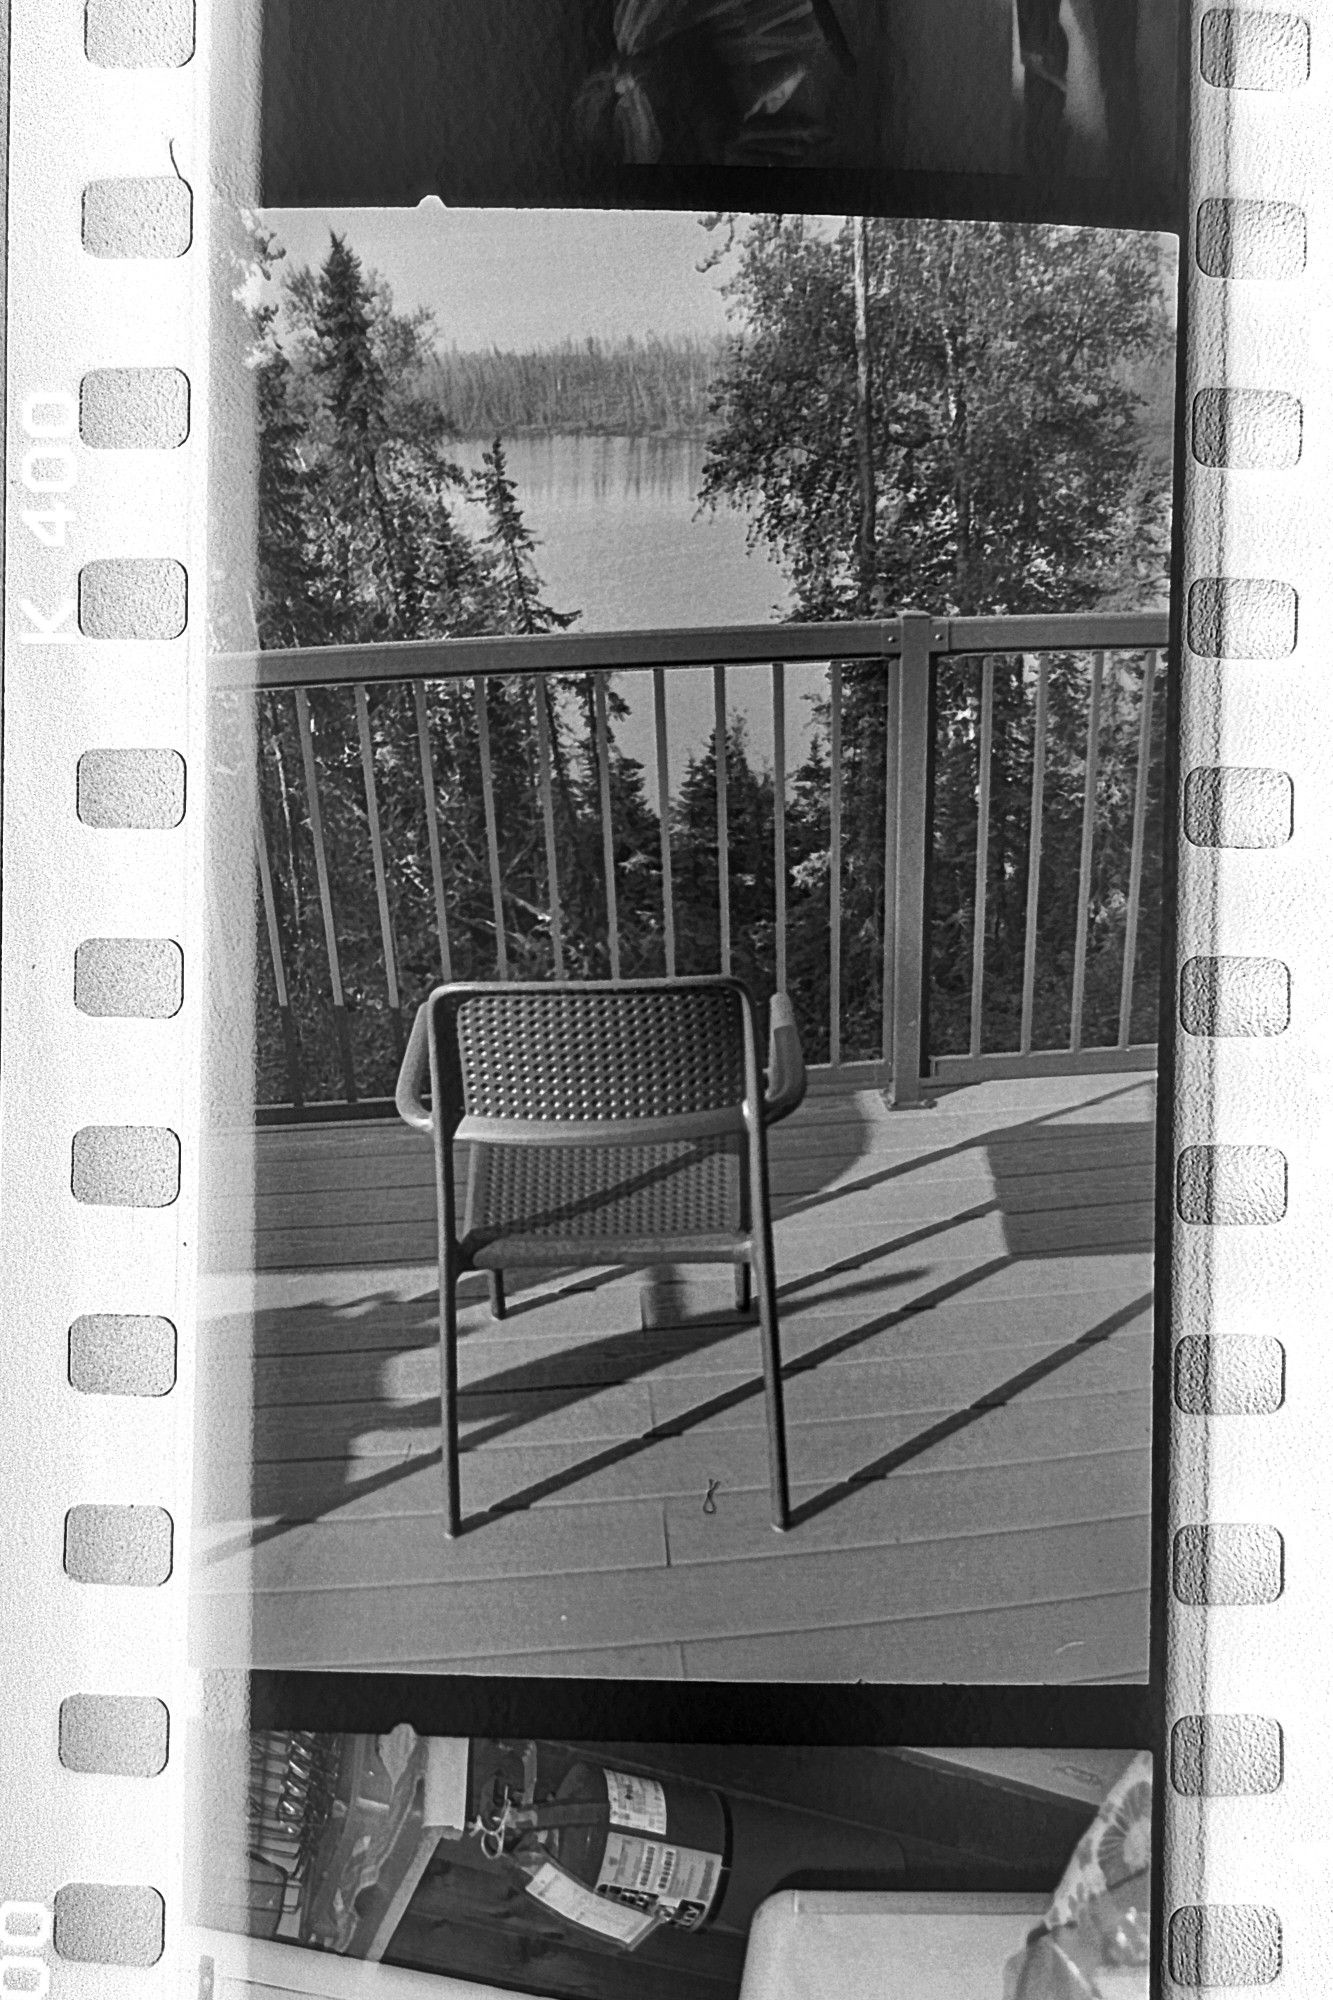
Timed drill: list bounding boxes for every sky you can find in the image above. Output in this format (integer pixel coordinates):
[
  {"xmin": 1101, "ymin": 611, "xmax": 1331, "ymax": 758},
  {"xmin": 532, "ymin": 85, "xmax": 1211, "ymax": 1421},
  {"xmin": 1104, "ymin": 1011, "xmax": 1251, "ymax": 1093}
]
[
  {"xmin": 255, "ymin": 205, "xmax": 826, "ymax": 350},
  {"xmin": 256, "ymin": 203, "xmax": 1175, "ymax": 352}
]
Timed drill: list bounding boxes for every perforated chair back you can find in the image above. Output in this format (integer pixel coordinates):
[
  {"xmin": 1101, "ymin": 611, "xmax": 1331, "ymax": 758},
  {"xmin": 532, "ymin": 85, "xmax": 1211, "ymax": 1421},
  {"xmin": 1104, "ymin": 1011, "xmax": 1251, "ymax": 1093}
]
[{"xmin": 449, "ymin": 981, "xmax": 750, "ymax": 1128}]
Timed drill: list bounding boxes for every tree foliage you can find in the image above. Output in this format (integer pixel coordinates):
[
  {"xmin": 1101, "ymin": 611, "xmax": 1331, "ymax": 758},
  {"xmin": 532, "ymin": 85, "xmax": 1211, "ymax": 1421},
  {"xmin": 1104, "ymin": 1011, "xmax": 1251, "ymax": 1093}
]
[
  {"xmin": 248, "ymin": 231, "xmax": 669, "ymax": 1103},
  {"xmin": 247, "ymin": 217, "xmax": 1173, "ymax": 1106},
  {"xmin": 696, "ymin": 215, "xmax": 1173, "ymax": 1059},
  {"xmin": 700, "ymin": 215, "xmax": 1174, "ymax": 618}
]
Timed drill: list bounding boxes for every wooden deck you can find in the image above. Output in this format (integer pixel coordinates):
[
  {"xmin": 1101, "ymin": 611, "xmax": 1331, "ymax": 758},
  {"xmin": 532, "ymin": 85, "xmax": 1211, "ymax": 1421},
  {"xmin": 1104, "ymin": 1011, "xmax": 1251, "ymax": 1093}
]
[{"xmin": 192, "ymin": 1072, "xmax": 1156, "ymax": 1683}]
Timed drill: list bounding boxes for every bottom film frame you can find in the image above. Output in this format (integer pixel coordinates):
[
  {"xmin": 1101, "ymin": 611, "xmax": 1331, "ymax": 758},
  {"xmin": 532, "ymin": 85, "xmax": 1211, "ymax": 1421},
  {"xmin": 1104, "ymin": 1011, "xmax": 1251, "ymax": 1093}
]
[{"xmin": 2, "ymin": 0, "xmax": 1332, "ymax": 1994}]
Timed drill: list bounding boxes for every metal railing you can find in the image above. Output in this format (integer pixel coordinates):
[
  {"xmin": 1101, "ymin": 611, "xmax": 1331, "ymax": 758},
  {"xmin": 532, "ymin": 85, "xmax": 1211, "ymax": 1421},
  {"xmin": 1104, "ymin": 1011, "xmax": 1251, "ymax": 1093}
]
[
  {"xmin": 220, "ymin": 610, "xmax": 1169, "ymax": 1121},
  {"xmin": 928, "ymin": 625, "xmax": 1165, "ymax": 1083}
]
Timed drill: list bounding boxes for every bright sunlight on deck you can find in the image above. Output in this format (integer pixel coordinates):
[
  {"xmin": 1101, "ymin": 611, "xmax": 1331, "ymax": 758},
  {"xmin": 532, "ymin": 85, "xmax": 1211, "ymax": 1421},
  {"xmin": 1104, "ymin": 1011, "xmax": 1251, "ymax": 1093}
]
[{"xmin": 194, "ymin": 1067, "xmax": 1154, "ymax": 1684}]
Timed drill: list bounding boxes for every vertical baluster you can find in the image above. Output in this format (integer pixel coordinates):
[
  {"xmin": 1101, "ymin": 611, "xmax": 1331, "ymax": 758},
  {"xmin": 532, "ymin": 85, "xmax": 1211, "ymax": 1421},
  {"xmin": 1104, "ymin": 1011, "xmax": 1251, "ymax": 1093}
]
[
  {"xmin": 888, "ymin": 616, "xmax": 932, "ymax": 1106},
  {"xmin": 473, "ymin": 674, "xmax": 509, "ymax": 978},
  {"xmin": 1118, "ymin": 649, "xmax": 1159, "ymax": 1048},
  {"xmin": 1069, "ymin": 650, "xmax": 1104, "ymax": 1053},
  {"xmin": 828, "ymin": 659, "xmax": 843, "ymax": 1068},
  {"xmin": 713, "ymin": 663, "xmax": 731, "ymax": 976},
  {"xmin": 531, "ymin": 674, "xmax": 565, "ymax": 978},
  {"xmin": 1019, "ymin": 657, "xmax": 1049, "ymax": 1056},
  {"xmin": 969, "ymin": 656, "xmax": 996, "ymax": 1061},
  {"xmin": 653, "ymin": 665, "xmax": 676, "ymax": 979},
  {"xmin": 593, "ymin": 672, "xmax": 621, "ymax": 980},
  {"xmin": 413, "ymin": 682, "xmax": 454, "ymax": 982},
  {"xmin": 772, "ymin": 661, "xmax": 788, "ymax": 995},
  {"xmin": 254, "ymin": 796, "xmax": 304, "ymax": 1112},
  {"xmin": 293, "ymin": 688, "xmax": 357, "ymax": 1104},
  {"xmin": 880, "ymin": 655, "xmax": 901, "ymax": 1079},
  {"xmin": 354, "ymin": 684, "xmax": 404, "ymax": 1060}
]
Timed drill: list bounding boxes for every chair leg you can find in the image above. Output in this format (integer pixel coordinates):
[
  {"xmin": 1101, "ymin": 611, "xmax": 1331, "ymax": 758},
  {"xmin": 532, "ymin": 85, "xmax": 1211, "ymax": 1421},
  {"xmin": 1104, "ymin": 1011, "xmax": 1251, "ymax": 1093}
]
[
  {"xmin": 440, "ymin": 1264, "xmax": 462, "ymax": 1537},
  {"xmin": 734, "ymin": 1262, "xmax": 752, "ymax": 1313},
  {"xmin": 488, "ymin": 1270, "xmax": 507, "ymax": 1320},
  {"xmin": 751, "ymin": 1222, "xmax": 791, "ymax": 1533}
]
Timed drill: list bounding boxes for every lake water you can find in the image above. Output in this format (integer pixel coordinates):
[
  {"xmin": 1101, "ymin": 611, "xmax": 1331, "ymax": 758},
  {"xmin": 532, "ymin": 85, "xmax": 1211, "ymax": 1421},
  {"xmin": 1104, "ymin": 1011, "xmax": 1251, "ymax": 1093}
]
[
  {"xmin": 455, "ymin": 433, "xmax": 791, "ymax": 630},
  {"xmin": 454, "ymin": 433, "xmax": 821, "ymax": 782}
]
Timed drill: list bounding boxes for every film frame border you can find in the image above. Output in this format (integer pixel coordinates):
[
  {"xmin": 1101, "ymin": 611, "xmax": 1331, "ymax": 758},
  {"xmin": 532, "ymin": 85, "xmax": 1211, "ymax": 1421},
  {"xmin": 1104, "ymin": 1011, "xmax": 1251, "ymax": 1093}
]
[
  {"xmin": 1, "ymin": 0, "xmax": 207, "ymax": 1988},
  {"xmin": 1, "ymin": 0, "xmax": 1328, "ymax": 1994},
  {"xmin": 1162, "ymin": 3, "xmax": 1328, "ymax": 1994}
]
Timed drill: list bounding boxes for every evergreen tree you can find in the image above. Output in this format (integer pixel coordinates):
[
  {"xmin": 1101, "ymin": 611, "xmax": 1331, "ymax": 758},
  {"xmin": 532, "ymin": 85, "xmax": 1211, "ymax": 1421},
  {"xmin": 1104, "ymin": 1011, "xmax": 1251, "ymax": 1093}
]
[
  {"xmin": 477, "ymin": 435, "xmax": 580, "ymax": 637},
  {"xmin": 247, "ymin": 227, "xmax": 329, "ymax": 649},
  {"xmin": 306, "ymin": 233, "xmax": 406, "ymax": 630},
  {"xmin": 246, "ymin": 230, "xmax": 671, "ymax": 1101},
  {"xmin": 672, "ymin": 717, "xmax": 777, "ymax": 994}
]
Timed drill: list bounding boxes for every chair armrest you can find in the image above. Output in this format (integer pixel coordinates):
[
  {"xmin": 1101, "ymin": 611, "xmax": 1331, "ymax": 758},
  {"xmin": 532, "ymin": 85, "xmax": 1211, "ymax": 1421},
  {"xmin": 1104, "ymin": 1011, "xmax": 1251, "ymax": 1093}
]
[
  {"xmin": 763, "ymin": 991, "xmax": 807, "ymax": 1126},
  {"xmin": 395, "ymin": 1001, "xmax": 434, "ymax": 1132}
]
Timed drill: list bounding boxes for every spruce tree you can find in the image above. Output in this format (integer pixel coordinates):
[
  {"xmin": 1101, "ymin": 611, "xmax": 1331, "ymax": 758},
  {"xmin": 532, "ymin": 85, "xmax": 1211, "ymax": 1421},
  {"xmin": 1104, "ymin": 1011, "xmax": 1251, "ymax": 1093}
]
[
  {"xmin": 307, "ymin": 233, "xmax": 411, "ymax": 633},
  {"xmin": 245, "ymin": 229, "xmax": 678, "ymax": 1098},
  {"xmin": 477, "ymin": 435, "xmax": 580, "ymax": 637},
  {"xmin": 672, "ymin": 717, "xmax": 776, "ymax": 995}
]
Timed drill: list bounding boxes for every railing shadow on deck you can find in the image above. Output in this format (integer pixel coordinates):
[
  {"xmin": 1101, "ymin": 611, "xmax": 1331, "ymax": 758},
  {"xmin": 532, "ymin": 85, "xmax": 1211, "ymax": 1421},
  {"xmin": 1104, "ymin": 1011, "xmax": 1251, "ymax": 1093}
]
[
  {"xmin": 202, "ymin": 1080, "xmax": 1154, "ymax": 1560},
  {"xmin": 783, "ymin": 1285, "xmax": 1154, "ymax": 1532}
]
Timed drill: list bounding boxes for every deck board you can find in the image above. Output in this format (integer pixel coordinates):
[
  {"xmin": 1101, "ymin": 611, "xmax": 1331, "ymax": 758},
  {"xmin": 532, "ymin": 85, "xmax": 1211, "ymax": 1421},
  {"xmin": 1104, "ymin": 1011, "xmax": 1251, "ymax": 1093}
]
[
  {"xmin": 235, "ymin": 1393, "xmax": 1147, "ymax": 1520},
  {"xmin": 244, "ymin": 1304, "xmax": 1152, "ymax": 1406},
  {"xmin": 256, "ymin": 1593, "xmax": 1142, "ymax": 1682},
  {"xmin": 679, "ymin": 1588, "xmax": 1149, "ymax": 1684},
  {"xmin": 233, "ymin": 1325, "xmax": 1150, "ymax": 1465},
  {"xmin": 194, "ymin": 1070, "xmax": 1157, "ymax": 1681},
  {"xmin": 220, "ymin": 1260, "xmax": 1150, "ymax": 1356},
  {"xmin": 204, "ymin": 1461, "xmax": 1148, "ymax": 1597},
  {"xmin": 195, "ymin": 1515, "xmax": 1148, "ymax": 1668}
]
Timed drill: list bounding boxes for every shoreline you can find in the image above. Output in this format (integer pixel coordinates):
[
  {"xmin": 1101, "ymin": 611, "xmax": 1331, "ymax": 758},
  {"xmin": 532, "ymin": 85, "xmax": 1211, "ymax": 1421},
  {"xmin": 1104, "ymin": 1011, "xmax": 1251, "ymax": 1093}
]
[{"xmin": 448, "ymin": 424, "xmax": 718, "ymax": 445}]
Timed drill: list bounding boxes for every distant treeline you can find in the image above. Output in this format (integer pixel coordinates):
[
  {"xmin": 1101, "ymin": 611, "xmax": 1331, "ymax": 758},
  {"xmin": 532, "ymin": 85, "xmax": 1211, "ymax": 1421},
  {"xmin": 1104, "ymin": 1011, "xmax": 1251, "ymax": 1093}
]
[{"xmin": 427, "ymin": 333, "xmax": 730, "ymax": 439}]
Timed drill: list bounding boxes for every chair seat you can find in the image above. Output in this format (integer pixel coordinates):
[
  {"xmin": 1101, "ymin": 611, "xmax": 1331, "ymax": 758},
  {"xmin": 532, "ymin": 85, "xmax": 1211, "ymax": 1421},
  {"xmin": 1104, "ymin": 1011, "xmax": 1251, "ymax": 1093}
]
[{"xmin": 460, "ymin": 1136, "xmax": 747, "ymax": 1266}]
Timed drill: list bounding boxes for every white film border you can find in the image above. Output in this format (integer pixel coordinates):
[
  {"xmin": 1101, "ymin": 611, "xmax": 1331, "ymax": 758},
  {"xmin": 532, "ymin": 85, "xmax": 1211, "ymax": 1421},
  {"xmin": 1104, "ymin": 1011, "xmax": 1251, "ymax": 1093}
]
[
  {"xmin": 0, "ymin": 1, "xmax": 1328, "ymax": 1996},
  {"xmin": 0, "ymin": 0, "xmax": 208, "ymax": 1988},
  {"xmin": 1164, "ymin": 5, "xmax": 1330, "ymax": 1994}
]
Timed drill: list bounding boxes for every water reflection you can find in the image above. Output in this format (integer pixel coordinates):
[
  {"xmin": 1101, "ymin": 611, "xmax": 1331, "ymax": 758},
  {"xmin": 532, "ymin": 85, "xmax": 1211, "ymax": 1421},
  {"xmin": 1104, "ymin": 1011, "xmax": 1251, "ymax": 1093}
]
[{"xmin": 453, "ymin": 431, "xmax": 790, "ymax": 632}]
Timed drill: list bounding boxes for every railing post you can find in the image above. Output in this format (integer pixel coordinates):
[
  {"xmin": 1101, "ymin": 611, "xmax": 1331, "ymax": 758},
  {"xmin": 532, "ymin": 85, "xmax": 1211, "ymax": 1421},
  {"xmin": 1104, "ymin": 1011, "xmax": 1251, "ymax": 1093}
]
[{"xmin": 888, "ymin": 613, "xmax": 934, "ymax": 1106}]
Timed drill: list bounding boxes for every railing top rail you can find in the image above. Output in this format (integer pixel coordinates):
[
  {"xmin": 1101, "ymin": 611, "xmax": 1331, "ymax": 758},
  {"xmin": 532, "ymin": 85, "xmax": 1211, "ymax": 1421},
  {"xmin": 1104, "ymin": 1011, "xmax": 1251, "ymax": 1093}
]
[
  {"xmin": 945, "ymin": 610, "xmax": 1168, "ymax": 654},
  {"xmin": 216, "ymin": 610, "xmax": 1170, "ymax": 690}
]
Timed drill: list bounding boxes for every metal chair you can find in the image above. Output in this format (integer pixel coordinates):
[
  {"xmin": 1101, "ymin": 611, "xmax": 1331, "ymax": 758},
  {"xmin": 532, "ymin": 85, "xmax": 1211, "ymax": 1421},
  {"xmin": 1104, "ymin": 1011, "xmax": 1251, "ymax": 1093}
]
[{"xmin": 396, "ymin": 977, "xmax": 807, "ymax": 1535}]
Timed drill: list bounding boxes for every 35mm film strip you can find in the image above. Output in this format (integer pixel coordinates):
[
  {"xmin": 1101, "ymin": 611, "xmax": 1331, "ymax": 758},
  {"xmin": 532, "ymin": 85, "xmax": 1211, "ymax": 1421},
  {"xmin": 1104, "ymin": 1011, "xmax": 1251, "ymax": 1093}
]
[{"xmin": 1, "ymin": 0, "xmax": 1329, "ymax": 1995}]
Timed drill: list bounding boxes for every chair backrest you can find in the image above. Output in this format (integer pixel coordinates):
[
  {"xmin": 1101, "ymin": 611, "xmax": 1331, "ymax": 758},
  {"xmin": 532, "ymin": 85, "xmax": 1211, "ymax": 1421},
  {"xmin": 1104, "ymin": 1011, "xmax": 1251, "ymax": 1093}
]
[{"xmin": 439, "ymin": 980, "xmax": 754, "ymax": 1126}]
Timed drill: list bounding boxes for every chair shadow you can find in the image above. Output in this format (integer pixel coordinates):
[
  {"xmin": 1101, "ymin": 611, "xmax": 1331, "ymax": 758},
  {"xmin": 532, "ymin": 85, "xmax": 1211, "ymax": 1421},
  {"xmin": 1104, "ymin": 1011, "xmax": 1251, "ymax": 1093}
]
[
  {"xmin": 208, "ymin": 1078, "xmax": 1156, "ymax": 1554},
  {"xmin": 203, "ymin": 1092, "xmax": 876, "ymax": 1554}
]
